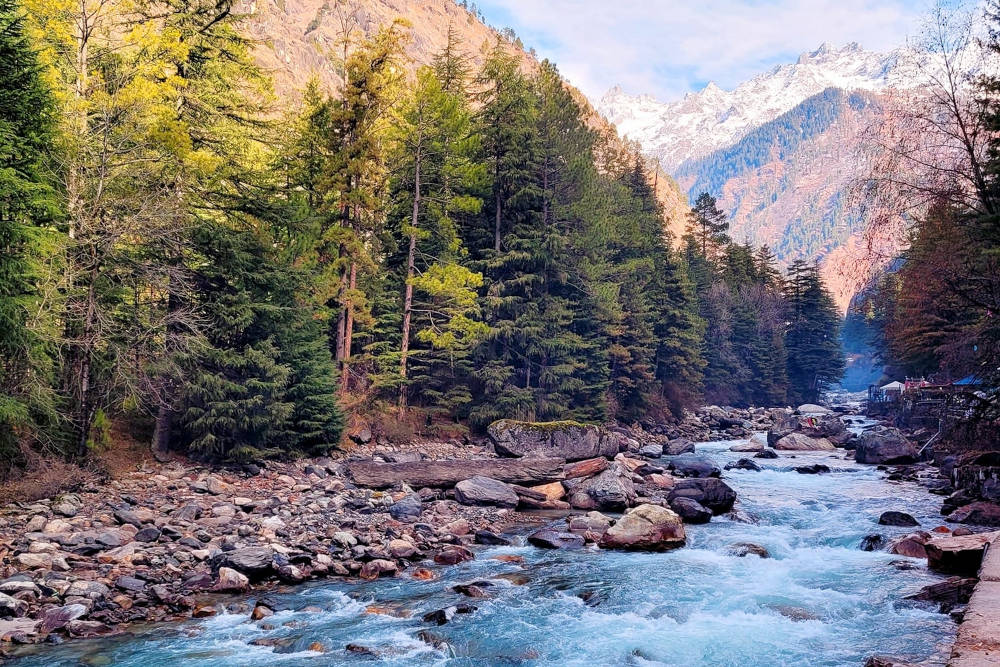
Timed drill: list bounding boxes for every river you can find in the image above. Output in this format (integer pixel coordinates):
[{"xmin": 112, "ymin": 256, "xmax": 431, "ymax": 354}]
[{"xmin": 13, "ymin": 438, "xmax": 956, "ymax": 666}]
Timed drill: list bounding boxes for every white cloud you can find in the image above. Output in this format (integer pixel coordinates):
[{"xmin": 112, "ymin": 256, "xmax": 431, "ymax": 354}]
[{"xmin": 476, "ymin": 0, "xmax": 929, "ymax": 100}]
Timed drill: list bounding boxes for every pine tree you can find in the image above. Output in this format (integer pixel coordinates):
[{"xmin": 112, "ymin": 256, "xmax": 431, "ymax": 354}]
[
  {"xmin": 0, "ymin": 0, "xmax": 60, "ymax": 466},
  {"xmin": 784, "ymin": 260, "xmax": 845, "ymax": 403},
  {"xmin": 687, "ymin": 192, "xmax": 730, "ymax": 258}
]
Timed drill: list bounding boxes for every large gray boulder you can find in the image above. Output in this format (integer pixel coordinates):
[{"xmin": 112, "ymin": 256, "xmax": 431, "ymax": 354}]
[
  {"xmin": 488, "ymin": 420, "xmax": 620, "ymax": 461},
  {"xmin": 583, "ymin": 464, "xmax": 637, "ymax": 510},
  {"xmin": 773, "ymin": 432, "xmax": 835, "ymax": 451},
  {"xmin": 599, "ymin": 504, "xmax": 686, "ymax": 551},
  {"xmin": 854, "ymin": 427, "xmax": 917, "ymax": 464},
  {"xmin": 454, "ymin": 476, "xmax": 519, "ymax": 508},
  {"xmin": 216, "ymin": 547, "xmax": 274, "ymax": 579}
]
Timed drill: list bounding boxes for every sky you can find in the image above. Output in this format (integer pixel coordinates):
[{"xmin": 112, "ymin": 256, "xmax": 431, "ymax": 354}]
[{"xmin": 474, "ymin": 0, "xmax": 930, "ymax": 101}]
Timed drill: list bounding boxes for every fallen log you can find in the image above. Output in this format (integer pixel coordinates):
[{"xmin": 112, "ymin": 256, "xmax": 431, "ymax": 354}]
[{"xmin": 347, "ymin": 457, "xmax": 566, "ymax": 489}]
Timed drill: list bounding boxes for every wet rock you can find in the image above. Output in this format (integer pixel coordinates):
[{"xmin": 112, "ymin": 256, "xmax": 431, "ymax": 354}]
[
  {"xmin": 755, "ymin": 448, "xmax": 779, "ymax": 459},
  {"xmin": 730, "ymin": 434, "xmax": 766, "ymax": 452},
  {"xmin": 667, "ymin": 478, "xmax": 737, "ymax": 514},
  {"xmin": 947, "ymin": 501, "xmax": 1000, "ymax": 527},
  {"xmin": 726, "ymin": 542, "xmax": 770, "ymax": 558},
  {"xmin": 434, "ymin": 545, "xmax": 475, "ymax": 565},
  {"xmin": 568, "ymin": 511, "xmax": 612, "ymax": 534},
  {"xmin": 878, "ymin": 511, "xmax": 919, "ymax": 527},
  {"xmin": 599, "ymin": 504, "xmax": 686, "ymax": 551},
  {"xmin": 854, "ymin": 428, "xmax": 917, "ymax": 465},
  {"xmin": 474, "ymin": 530, "xmax": 510, "ymax": 546},
  {"xmin": 666, "ymin": 455, "xmax": 720, "ymax": 478},
  {"xmin": 452, "ymin": 584, "xmax": 489, "ymax": 598},
  {"xmin": 725, "ymin": 458, "xmax": 761, "ymax": 472},
  {"xmin": 454, "ymin": 476, "xmax": 519, "ymax": 508},
  {"xmin": 860, "ymin": 534, "xmax": 886, "ymax": 551},
  {"xmin": 925, "ymin": 530, "xmax": 1000, "ymax": 574},
  {"xmin": 904, "ymin": 576, "xmax": 977, "ymax": 605},
  {"xmin": 488, "ymin": 420, "xmax": 619, "ymax": 461},
  {"xmin": 794, "ymin": 464, "xmax": 830, "ymax": 474},
  {"xmin": 422, "ymin": 604, "xmax": 476, "ymax": 625},
  {"xmin": 774, "ymin": 433, "xmax": 835, "ymax": 451},
  {"xmin": 669, "ymin": 497, "xmax": 712, "ymax": 524},
  {"xmin": 888, "ymin": 532, "xmax": 929, "ymax": 559},
  {"xmin": 251, "ymin": 603, "xmax": 274, "ymax": 620},
  {"xmin": 527, "ymin": 529, "xmax": 585, "ymax": 550},
  {"xmin": 359, "ymin": 559, "xmax": 397, "ymax": 580}
]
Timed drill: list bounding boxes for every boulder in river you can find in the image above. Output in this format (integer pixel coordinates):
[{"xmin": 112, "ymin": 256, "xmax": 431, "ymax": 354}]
[
  {"xmin": 528, "ymin": 529, "xmax": 585, "ymax": 550},
  {"xmin": 667, "ymin": 478, "xmax": 737, "ymax": 514},
  {"xmin": 487, "ymin": 420, "xmax": 619, "ymax": 461},
  {"xmin": 454, "ymin": 476, "xmax": 519, "ymax": 508},
  {"xmin": 888, "ymin": 532, "xmax": 930, "ymax": 559},
  {"xmin": 580, "ymin": 464, "xmax": 636, "ymax": 511},
  {"xmin": 755, "ymin": 448, "xmax": 779, "ymax": 459},
  {"xmin": 669, "ymin": 497, "xmax": 712, "ymax": 524},
  {"xmin": 794, "ymin": 464, "xmax": 830, "ymax": 474},
  {"xmin": 878, "ymin": 511, "xmax": 919, "ymax": 527},
  {"xmin": 666, "ymin": 455, "xmax": 720, "ymax": 478},
  {"xmin": 774, "ymin": 432, "xmax": 835, "ymax": 451},
  {"xmin": 860, "ymin": 534, "xmax": 886, "ymax": 551},
  {"xmin": 730, "ymin": 434, "xmax": 766, "ymax": 452},
  {"xmin": 726, "ymin": 542, "xmax": 770, "ymax": 558},
  {"xmin": 854, "ymin": 427, "xmax": 917, "ymax": 465},
  {"xmin": 725, "ymin": 458, "xmax": 761, "ymax": 472},
  {"xmin": 663, "ymin": 439, "xmax": 695, "ymax": 456},
  {"xmin": 216, "ymin": 547, "xmax": 274, "ymax": 580},
  {"xmin": 599, "ymin": 504, "xmax": 686, "ymax": 551}
]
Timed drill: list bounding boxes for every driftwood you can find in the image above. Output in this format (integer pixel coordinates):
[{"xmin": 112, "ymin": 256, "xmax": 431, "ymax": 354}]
[{"xmin": 346, "ymin": 457, "xmax": 566, "ymax": 489}]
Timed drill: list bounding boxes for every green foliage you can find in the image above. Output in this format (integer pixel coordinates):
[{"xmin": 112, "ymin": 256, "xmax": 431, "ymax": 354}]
[{"xmin": 783, "ymin": 260, "xmax": 845, "ymax": 403}]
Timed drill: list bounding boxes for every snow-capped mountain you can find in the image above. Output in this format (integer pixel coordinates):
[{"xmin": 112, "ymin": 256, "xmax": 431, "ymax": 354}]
[{"xmin": 597, "ymin": 42, "xmax": 920, "ymax": 172}]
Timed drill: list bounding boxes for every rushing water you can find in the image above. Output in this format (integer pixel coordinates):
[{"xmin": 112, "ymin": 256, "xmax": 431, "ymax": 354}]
[{"xmin": 14, "ymin": 439, "xmax": 957, "ymax": 667}]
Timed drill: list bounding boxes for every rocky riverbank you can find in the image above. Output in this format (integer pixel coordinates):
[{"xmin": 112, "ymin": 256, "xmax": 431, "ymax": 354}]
[{"xmin": 4, "ymin": 401, "xmax": 997, "ymax": 655}]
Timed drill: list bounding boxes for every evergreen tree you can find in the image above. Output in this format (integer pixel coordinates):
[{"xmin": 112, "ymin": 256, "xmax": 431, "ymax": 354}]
[
  {"xmin": 0, "ymin": 0, "xmax": 59, "ymax": 466},
  {"xmin": 687, "ymin": 192, "xmax": 730, "ymax": 258},
  {"xmin": 784, "ymin": 260, "xmax": 845, "ymax": 403}
]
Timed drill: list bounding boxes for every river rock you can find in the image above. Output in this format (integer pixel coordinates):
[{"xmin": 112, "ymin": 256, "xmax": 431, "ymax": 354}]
[
  {"xmin": 797, "ymin": 404, "xmax": 831, "ymax": 414},
  {"xmin": 359, "ymin": 559, "xmax": 397, "ymax": 580},
  {"xmin": 669, "ymin": 497, "xmax": 712, "ymax": 524},
  {"xmin": 454, "ymin": 476, "xmax": 519, "ymax": 508},
  {"xmin": 388, "ymin": 494, "xmax": 423, "ymax": 521},
  {"xmin": 39, "ymin": 604, "xmax": 87, "ymax": 633},
  {"xmin": 668, "ymin": 478, "xmax": 737, "ymax": 514},
  {"xmin": 434, "ymin": 545, "xmax": 475, "ymax": 565},
  {"xmin": 528, "ymin": 529, "xmax": 585, "ymax": 549},
  {"xmin": 860, "ymin": 534, "xmax": 886, "ymax": 551},
  {"xmin": 774, "ymin": 433, "xmax": 835, "ymax": 451},
  {"xmin": 925, "ymin": 531, "xmax": 1000, "ymax": 574},
  {"xmin": 726, "ymin": 542, "xmax": 770, "ymax": 558},
  {"xmin": 599, "ymin": 504, "xmax": 686, "ymax": 551},
  {"xmin": 878, "ymin": 511, "xmax": 919, "ymax": 527},
  {"xmin": 947, "ymin": 502, "xmax": 1000, "ymax": 527},
  {"xmin": 217, "ymin": 546, "xmax": 274, "ymax": 579},
  {"xmin": 854, "ymin": 427, "xmax": 917, "ymax": 464},
  {"xmin": 487, "ymin": 420, "xmax": 619, "ymax": 461},
  {"xmin": 666, "ymin": 455, "xmax": 720, "ymax": 478},
  {"xmin": 888, "ymin": 532, "xmax": 929, "ymax": 558},
  {"xmin": 731, "ymin": 434, "xmax": 766, "ymax": 452},
  {"xmin": 755, "ymin": 448, "xmax": 779, "ymax": 459},
  {"xmin": 581, "ymin": 465, "xmax": 636, "ymax": 510},
  {"xmin": 215, "ymin": 567, "xmax": 249, "ymax": 592},
  {"xmin": 638, "ymin": 444, "xmax": 663, "ymax": 459},
  {"xmin": 725, "ymin": 458, "xmax": 761, "ymax": 472},
  {"xmin": 794, "ymin": 464, "xmax": 830, "ymax": 474},
  {"xmin": 664, "ymin": 439, "xmax": 695, "ymax": 455},
  {"xmin": 0, "ymin": 592, "xmax": 28, "ymax": 617}
]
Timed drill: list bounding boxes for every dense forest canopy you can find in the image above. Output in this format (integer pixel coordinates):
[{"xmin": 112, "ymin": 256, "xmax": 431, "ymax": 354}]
[{"xmin": 0, "ymin": 0, "xmax": 845, "ymax": 471}]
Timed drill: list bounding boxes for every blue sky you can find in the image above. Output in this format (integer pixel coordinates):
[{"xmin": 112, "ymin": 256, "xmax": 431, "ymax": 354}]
[{"xmin": 474, "ymin": 0, "xmax": 930, "ymax": 100}]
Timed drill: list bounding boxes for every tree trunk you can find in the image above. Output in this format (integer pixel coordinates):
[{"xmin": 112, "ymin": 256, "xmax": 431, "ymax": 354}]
[
  {"xmin": 342, "ymin": 261, "xmax": 357, "ymax": 391},
  {"xmin": 399, "ymin": 143, "xmax": 421, "ymax": 417}
]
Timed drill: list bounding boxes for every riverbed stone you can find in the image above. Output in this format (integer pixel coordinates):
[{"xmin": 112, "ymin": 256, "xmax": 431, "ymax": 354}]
[
  {"xmin": 667, "ymin": 478, "xmax": 737, "ymax": 514},
  {"xmin": 599, "ymin": 504, "xmax": 686, "ymax": 551},
  {"xmin": 528, "ymin": 529, "xmax": 585, "ymax": 550},
  {"xmin": 774, "ymin": 433, "xmax": 835, "ymax": 451},
  {"xmin": 488, "ymin": 420, "xmax": 618, "ymax": 461},
  {"xmin": 854, "ymin": 428, "xmax": 917, "ymax": 465},
  {"xmin": 215, "ymin": 567, "xmax": 249, "ymax": 592},
  {"xmin": 669, "ymin": 497, "xmax": 712, "ymax": 524},
  {"xmin": 878, "ymin": 511, "xmax": 919, "ymax": 527},
  {"xmin": 454, "ymin": 476, "xmax": 519, "ymax": 508},
  {"xmin": 947, "ymin": 502, "xmax": 1000, "ymax": 527}
]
